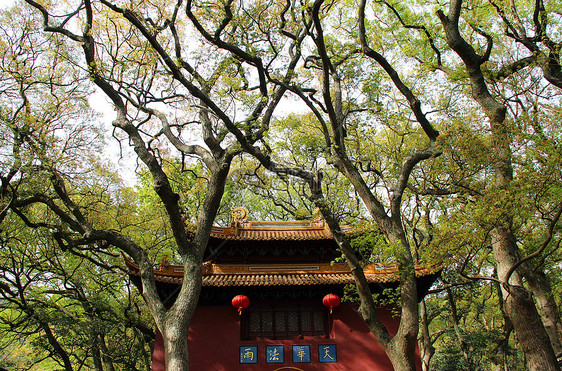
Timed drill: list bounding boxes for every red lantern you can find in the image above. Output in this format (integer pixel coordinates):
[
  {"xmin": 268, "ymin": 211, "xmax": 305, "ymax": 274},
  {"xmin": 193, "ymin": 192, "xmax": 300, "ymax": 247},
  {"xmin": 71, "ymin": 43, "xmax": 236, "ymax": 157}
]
[
  {"xmin": 232, "ymin": 295, "xmax": 250, "ymax": 315},
  {"xmin": 322, "ymin": 294, "xmax": 341, "ymax": 314}
]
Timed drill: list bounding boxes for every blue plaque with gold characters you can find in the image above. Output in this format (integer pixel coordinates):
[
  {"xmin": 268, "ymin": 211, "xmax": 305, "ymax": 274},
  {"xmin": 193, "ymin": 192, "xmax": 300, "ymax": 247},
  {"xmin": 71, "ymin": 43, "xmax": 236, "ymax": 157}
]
[
  {"xmin": 319, "ymin": 344, "xmax": 337, "ymax": 362},
  {"xmin": 239, "ymin": 346, "xmax": 258, "ymax": 364},
  {"xmin": 292, "ymin": 345, "xmax": 311, "ymax": 363},
  {"xmin": 266, "ymin": 345, "xmax": 284, "ymax": 363}
]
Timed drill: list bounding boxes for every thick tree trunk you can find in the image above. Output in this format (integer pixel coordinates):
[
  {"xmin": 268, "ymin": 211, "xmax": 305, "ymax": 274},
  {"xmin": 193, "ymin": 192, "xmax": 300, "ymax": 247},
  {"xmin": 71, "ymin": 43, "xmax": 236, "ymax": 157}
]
[
  {"xmin": 386, "ymin": 331, "xmax": 418, "ymax": 371},
  {"xmin": 388, "ymin": 226, "xmax": 420, "ymax": 371},
  {"xmin": 356, "ymin": 224, "xmax": 419, "ymax": 371},
  {"xmin": 160, "ymin": 315, "xmax": 192, "ymax": 370},
  {"xmin": 493, "ymin": 227, "xmax": 559, "ymax": 371},
  {"xmin": 503, "ymin": 286, "xmax": 558, "ymax": 370},
  {"xmin": 392, "ymin": 286, "xmax": 419, "ymax": 371},
  {"xmin": 162, "ymin": 326, "xmax": 190, "ymax": 371},
  {"xmin": 387, "ymin": 345, "xmax": 417, "ymax": 370},
  {"xmin": 522, "ymin": 268, "xmax": 562, "ymax": 353},
  {"xmin": 159, "ymin": 259, "xmax": 202, "ymax": 371}
]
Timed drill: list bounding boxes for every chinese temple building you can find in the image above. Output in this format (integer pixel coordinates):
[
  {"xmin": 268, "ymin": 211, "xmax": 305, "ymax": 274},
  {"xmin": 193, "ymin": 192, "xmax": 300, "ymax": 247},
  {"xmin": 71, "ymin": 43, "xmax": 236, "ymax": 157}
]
[{"xmin": 126, "ymin": 207, "xmax": 439, "ymax": 370}]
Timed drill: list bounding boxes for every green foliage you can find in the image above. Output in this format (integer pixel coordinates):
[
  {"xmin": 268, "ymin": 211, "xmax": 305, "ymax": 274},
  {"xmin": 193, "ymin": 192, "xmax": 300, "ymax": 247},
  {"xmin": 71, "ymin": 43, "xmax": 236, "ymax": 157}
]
[
  {"xmin": 348, "ymin": 226, "xmax": 392, "ymax": 262},
  {"xmin": 0, "ymin": 215, "xmax": 154, "ymax": 370},
  {"xmin": 2, "ymin": 0, "xmax": 561, "ymax": 369},
  {"xmin": 425, "ymin": 282, "xmax": 527, "ymax": 371}
]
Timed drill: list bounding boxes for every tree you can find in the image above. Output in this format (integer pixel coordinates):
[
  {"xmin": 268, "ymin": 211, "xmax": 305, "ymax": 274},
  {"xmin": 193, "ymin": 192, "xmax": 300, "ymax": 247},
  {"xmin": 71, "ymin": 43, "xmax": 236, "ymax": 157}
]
[
  {"xmin": 0, "ymin": 218, "xmax": 153, "ymax": 371},
  {"xmin": 11, "ymin": 0, "xmax": 311, "ymax": 369},
  {"xmin": 0, "ymin": 7, "xmax": 155, "ymax": 370},
  {"xmin": 435, "ymin": 0, "xmax": 561, "ymax": 368},
  {"xmin": 9, "ymin": 0, "xmax": 561, "ymax": 370}
]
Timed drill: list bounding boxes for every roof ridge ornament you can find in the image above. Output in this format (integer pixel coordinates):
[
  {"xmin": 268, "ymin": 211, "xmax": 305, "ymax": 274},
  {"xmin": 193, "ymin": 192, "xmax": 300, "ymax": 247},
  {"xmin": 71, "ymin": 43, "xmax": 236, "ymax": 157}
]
[
  {"xmin": 231, "ymin": 206, "xmax": 248, "ymax": 224},
  {"xmin": 231, "ymin": 207, "xmax": 249, "ymax": 234}
]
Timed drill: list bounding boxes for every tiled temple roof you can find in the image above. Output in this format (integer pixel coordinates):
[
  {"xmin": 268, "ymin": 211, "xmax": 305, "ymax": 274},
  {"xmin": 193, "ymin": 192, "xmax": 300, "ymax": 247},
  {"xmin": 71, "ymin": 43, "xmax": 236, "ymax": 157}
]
[
  {"xmin": 208, "ymin": 207, "xmax": 353, "ymax": 241},
  {"xmin": 125, "ymin": 259, "xmax": 440, "ymax": 288}
]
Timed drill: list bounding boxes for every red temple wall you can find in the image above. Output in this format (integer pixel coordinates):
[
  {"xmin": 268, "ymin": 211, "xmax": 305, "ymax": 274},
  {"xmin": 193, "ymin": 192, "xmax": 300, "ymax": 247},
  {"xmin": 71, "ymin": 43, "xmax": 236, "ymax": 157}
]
[{"xmin": 152, "ymin": 303, "xmax": 422, "ymax": 370}]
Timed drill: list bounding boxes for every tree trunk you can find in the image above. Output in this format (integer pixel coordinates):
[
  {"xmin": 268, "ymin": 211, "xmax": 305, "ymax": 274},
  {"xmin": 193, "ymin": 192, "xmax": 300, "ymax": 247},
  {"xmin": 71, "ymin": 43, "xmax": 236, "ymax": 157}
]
[
  {"xmin": 378, "ymin": 227, "xmax": 419, "ymax": 371},
  {"xmin": 387, "ymin": 227, "xmax": 420, "ymax": 371},
  {"xmin": 92, "ymin": 333, "xmax": 104, "ymax": 371},
  {"xmin": 493, "ymin": 227, "xmax": 559, "ymax": 371},
  {"xmin": 522, "ymin": 268, "xmax": 562, "ymax": 354},
  {"xmin": 314, "ymin": 195, "xmax": 418, "ymax": 371},
  {"xmin": 159, "ymin": 258, "xmax": 202, "ymax": 371},
  {"xmin": 503, "ymin": 286, "xmax": 558, "ymax": 370},
  {"xmin": 386, "ymin": 331, "xmax": 419, "ymax": 371},
  {"xmin": 419, "ymin": 299, "xmax": 435, "ymax": 371},
  {"xmin": 492, "ymin": 276, "xmax": 514, "ymax": 369},
  {"xmin": 99, "ymin": 334, "xmax": 116, "ymax": 371},
  {"xmin": 446, "ymin": 287, "xmax": 470, "ymax": 366},
  {"xmin": 333, "ymin": 160, "xmax": 421, "ymax": 370},
  {"xmin": 162, "ymin": 325, "xmax": 190, "ymax": 371}
]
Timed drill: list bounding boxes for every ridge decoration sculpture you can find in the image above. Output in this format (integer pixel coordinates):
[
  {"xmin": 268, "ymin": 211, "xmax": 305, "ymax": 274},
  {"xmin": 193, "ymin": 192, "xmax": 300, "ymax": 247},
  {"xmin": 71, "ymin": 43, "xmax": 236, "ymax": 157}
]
[{"xmin": 231, "ymin": 206, "xmax": 250, "ymax": 231}]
